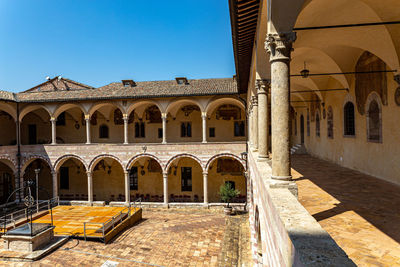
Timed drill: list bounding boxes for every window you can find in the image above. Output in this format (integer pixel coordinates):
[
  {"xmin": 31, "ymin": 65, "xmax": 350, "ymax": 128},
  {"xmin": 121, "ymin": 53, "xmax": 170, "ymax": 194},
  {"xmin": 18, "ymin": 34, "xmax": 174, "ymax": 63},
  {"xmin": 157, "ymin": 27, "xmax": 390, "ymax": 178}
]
[
  {"xmin": 135, "ymin": 122, "xmax": 145, "ymax": 138},
  {"xmin": 327, "ymin": 106, "xmax": 334, "ymax": 139},
  {"xmin": 60, "ymin": 167, "xmax": 69, "ymax": 190},
  {"xmin": 158, "ymin": 128, "xmax": 163, "ymax": 139},
  {"xmin": 99, "ymin": 125, "xmax": 109, "ymax": 139},
  {"xmin": 367, "ymin": 100, "xmax": 381, "ymax": 142},
  {"xmin": 56, "ymin": 112, "xmax": 66, "ymax": 126},
  {"xmin": 129, "ymin": 167, "xmax": 138, "ymax": 190},
  {"xmin": 181, "ymin": 167, "xmax": 192, "ymax": 191},
  {"xmin": 307, "ymin": 110, "xmax": 310, "ymax": 137},
  {"xmin": 234, "ymin": 121, "xmax": 245, "ymax": 137},
  {"xmin": 209, "ymin": 127, "xmax": 215, "ymax": 138},
  {"xmin": 315, "ymin": 112, "xmax": 320, "ymax": 137},
  {"xmin": 225, "ymin": 181, "xmax": 235, "ymax": 190},
  {"xmin": 344, "ymin": 102, "xmax": 355, "ymax": 136},
  {"xmin": 181, "ymin": 122, "xmax": 192, "ymax": 137}
]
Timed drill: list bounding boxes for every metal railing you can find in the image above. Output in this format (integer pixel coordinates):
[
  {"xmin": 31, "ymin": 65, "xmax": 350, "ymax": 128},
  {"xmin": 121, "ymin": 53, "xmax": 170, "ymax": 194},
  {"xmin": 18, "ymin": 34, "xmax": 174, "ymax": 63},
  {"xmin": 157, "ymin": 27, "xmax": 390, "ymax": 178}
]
[
  {"xmin": 83, "ymin": 204, "xmax": 135, "ymax": 243},
  {"xmin": 1, "ymin": 196, "xmax": 59, "ymax": 231}
]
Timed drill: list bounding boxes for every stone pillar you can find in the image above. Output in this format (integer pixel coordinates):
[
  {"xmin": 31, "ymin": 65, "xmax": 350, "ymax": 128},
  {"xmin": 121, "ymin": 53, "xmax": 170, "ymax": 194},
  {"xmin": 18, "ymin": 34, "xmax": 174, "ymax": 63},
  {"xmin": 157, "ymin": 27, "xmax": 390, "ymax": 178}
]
[
  {"xmin": 85, "ymin": 115, "xmax": 91, "ymax": 144},
  {"xmin": 124, "ymin": 170, "xmax": 130, "ymax": 204},
  {"xmin": 257, "ymin": 79, "xmax": 270, "ymax": 160},
  {"xmin": 52, "ymin": 171, "xmax": 58, "ymax": 199},
  {"xmin": 161, "ymin": 113, "xmax": 167, "ymax": 144},
  {"xmin": 163, "ymin": 172, "xmax": 168, "ymax": 204},
  {"xmin": 50, "ymin": 117, "xmax": 56, "ymax": 145},
  {"xmin": 248, "ymin": 106, "xmax": 253, "ymax": 146},
  {"xmin": 203, "ymin": 172, "xmax": 208, "ymax": 204},
  {"xmin": 123, "ymin": 114, "xmax": 129, "ymax": 145},
  {"xmin": 265, "ymin": 32, "xmax": 296, "ymax": 181},
  {"xmin": 201, "ymin": 112, "xmax": 207, "ymax": 143},
  {"xmin": 87, "ymin": 171, "xmax": 93, "ymax": 204},
  {"xmin": 252, "ymin": 95, "xmax": 259, "ymax": 150}
]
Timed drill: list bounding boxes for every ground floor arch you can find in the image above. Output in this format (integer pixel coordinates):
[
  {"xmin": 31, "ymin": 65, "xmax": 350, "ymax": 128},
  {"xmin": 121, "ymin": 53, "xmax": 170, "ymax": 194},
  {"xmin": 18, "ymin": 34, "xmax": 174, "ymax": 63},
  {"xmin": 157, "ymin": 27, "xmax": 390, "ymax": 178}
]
[
  {"xmin": 206, "ymin": 156, "xmax": 246, "ymax": 203},
  {"xmin": 23, "ymin": 158, "xmax": 53, "ymax": 200},
  {"xmin": 57, "ymin": 158, "xmax": 88, "ymax": 201},
  {"xmin": 0, "ymin": 160, "xmax": 15, "ymax": 204},
  {"xmin": 92, "ymin": 157, "xmax": 125, "ymax": 202},
  {"xmin": 167, "ymin": 156, "xmax": 204, "ymax": 202}
]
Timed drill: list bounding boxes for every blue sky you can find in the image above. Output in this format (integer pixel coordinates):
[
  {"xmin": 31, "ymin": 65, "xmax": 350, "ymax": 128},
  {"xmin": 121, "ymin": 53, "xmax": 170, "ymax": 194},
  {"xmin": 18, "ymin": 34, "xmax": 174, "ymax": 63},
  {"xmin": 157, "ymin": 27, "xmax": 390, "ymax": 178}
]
[{"xmin": 0, "ymin": 0, "xmax": 235, "ymax": 92}]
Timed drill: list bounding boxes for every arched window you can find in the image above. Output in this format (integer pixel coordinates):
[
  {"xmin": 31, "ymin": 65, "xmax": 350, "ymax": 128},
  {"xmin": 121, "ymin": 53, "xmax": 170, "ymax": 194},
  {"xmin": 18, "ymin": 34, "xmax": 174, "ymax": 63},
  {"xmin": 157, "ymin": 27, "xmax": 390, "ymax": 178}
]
[
  {"xmin": 344, "ymin": 102, "xmax": 355, "ymax": 136},
  {"xmin": 315, "ymin": 112, "xmax": 320, "ymax": 137},
  {"xmin": 99, "ymin": 125, "xmax": 109, "ymax": 139},
  {"xmin": 367, "ymin": 100, "xmax": 381, "ymax": 142},
  {"xmin": 327, "ymin": 106, "xmax": 333, "ymax": 139}
]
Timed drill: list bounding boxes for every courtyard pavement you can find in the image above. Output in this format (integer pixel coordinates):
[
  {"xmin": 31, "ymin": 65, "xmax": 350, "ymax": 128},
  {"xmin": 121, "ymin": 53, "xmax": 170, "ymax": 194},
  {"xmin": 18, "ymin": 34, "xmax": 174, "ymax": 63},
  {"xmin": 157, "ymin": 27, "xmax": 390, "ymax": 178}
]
[
  {"xmin": 292, "ymin": 154, "xmax": 400, "ymax": 266},
  {"xmin": 0, "ymin": 208, "xmax": 251, "ymax": 267}
]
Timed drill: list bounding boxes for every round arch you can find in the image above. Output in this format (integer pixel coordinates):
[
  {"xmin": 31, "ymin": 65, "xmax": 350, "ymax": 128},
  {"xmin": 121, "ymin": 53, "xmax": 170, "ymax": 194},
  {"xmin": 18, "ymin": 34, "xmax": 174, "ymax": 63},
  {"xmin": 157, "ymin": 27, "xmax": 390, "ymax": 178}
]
[
  {"xmin": 165, "ymin": 98, "xmax": 204, "ymax": 118},
  {"xmin": 21, "ymin": 155, "xmax": 53, "ymax": 176},
  {"xmin": 165, "ymin": 154, "xmax": 205, "ymax": 172},
  {"xmin": 88, "ymin": 154, "xmax": 124, "ymax": 173},
  {"xmin": 205, "ymin": 153, "xmax": 246, "ymax": 172},
  {"xmin": 53, "ymin": 103, "xmax": 86, "ymax": 119},
  {"xmin": 54, "ymin": 154, "xmax": 88, "ymax": 173},
  {"xmin": 127, "ymin": 100, "xmax": 164, "ymax": 118},
  {"xmin": 126, "ymin": 153, "xmax": 164, "ymax": 171},
  {"xmin": 88, "ymin": 102, "xmax": 124, "ymax": 117},
  {"xmin": 205, "ymin": 96, "xmax": 245, "ymax": 116},
  {"xmin": 19, "ymin": 105, "xmax": 52, "ymax": 121},
  {"xmin": 0, "ymin": 157, "xmax": 17, "ymax": 173},
  {"xmin": 0, "ymin": 103, "xmax": 17, "ymax": 121}
]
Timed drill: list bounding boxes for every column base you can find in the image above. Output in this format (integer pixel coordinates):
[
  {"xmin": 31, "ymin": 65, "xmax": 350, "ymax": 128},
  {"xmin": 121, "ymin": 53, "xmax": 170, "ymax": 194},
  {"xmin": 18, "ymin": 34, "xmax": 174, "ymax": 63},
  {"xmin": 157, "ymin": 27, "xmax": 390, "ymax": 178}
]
[
  {"xmin": 86, "ymin": 142, "xmax": 91, "ymax": 145},
  {"xmin": 271, "ymin": 175, "xmax": 292, "ymax": 181},
  {"xmin": 202, "ymin": 141, "xmax": 207, "ymax": 144},
  {"xmin": 123, "ymin": 142, "xmax": 129, "ymax": 145},
  {"xmin": 251, "ymin": 147, "xmax": 258, "ymax": 152},
  {"xmin": 257, "ymin": 156, "xmax": 269, "ymax": 162},
  {"xmin": 269, "ymin": 180, "xmax": 298, "ymax": 198},
  {"xmin": 162, "ymin": 141, "xmax": 167, "ymax": 144}
]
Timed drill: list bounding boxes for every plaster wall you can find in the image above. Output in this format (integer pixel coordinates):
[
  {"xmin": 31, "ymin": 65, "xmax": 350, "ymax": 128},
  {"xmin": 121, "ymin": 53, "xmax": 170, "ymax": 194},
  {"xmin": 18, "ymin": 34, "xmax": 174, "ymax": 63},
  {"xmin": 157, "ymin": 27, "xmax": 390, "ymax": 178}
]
[{"xmin": 0, "ymin": 115, "xmax": 16, "ymax": 146}]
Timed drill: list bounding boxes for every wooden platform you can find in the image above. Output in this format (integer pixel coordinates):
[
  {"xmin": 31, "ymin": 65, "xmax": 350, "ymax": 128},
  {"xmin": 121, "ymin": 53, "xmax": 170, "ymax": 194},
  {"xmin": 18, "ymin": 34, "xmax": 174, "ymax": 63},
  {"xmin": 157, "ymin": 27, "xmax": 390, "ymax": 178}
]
[{"xmin": 33, "ymin": 205, "xmax": 141, "ymax": 239}]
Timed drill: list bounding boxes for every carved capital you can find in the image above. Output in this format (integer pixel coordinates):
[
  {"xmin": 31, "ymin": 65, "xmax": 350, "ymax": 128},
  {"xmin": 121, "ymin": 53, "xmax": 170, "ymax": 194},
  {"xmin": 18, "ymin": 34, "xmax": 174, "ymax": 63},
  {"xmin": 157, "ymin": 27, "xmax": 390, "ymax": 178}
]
[
  {"xmin": 265, "ymin": 32, "xmax": 296, "ymax": 62},
  {"xmin": 251, "ymin": 96, "xmax": 258, "ymax": 106},
  {"xmin": 256, "ymin": 79, "xmax": 271, "ymax": 94}
]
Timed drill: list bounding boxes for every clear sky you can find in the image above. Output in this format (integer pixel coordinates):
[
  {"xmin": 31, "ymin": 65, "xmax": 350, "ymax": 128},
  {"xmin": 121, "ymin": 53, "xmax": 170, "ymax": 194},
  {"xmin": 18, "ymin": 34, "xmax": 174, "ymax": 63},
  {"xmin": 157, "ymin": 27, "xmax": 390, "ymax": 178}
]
[{"xmin": 0, "ymin": 0, "xmax": 235, "ymax": 92}]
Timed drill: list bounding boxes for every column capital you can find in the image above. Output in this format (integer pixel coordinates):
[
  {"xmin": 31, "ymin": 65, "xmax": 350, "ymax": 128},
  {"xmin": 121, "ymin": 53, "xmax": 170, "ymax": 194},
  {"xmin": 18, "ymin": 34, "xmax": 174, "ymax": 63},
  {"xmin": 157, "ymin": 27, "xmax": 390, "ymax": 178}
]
[
  {"xmin": 161, "ymin": 113, "xmax": 167, "ymax": 119},
  {"xmin": 162, "ymin": 171, "xmax": 168, "ymax": 177},
  {"xmin": 256, "ymin": 79, "xmax": 271, "ymax": 94},
  {"xmin": 84, "ymin": 114, "xmax": 90, "ymax": 120},
  {"xmin": 123, "ymin": 114, "xmax": 128, "ymax": 120},
  {"xmin": 251, "ymin": 96, "xmax": 258, "ymax": 106},
  {"xmin": 50, "ymin": 117, "xmax": 56, "ymax": 122},
  {"xmin": 201, "ymin": 112, "xmax": 207, "ymax": 118},
  {"xmin": 202, "ymin": 171, "xmax": 208, "ymax": 176},
  {"xmin": 86, "ymin": 171, "xmax": 92, "ymax": 176},
  {"xmin": 265, "ymin": 32, "xmax": 296, "ymax": 63}
]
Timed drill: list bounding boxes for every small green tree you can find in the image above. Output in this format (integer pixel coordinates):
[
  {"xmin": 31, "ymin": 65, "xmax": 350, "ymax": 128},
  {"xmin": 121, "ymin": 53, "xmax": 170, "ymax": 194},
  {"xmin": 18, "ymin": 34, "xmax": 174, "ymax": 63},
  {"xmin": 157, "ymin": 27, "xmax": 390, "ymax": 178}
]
[{"xmin": 219, "ymin": 182, "xmax": 240, "ymax": 208}]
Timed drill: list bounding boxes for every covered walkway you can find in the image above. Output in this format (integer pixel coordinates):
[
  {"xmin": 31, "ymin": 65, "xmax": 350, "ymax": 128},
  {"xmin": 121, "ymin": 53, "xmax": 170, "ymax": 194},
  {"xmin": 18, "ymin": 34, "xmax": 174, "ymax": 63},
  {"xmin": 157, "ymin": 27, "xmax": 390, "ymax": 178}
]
[{"xmin": 292, "ymin": 154, "xmax": 400, "ymax": 266}]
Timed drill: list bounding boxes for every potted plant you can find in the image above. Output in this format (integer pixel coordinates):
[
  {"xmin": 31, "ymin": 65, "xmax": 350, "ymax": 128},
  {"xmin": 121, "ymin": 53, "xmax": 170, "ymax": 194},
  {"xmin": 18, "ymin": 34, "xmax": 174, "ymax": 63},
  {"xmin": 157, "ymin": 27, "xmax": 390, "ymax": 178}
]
[{"xmin": 219, "ymin": 182, "xmax": 240, "ymax": 215}]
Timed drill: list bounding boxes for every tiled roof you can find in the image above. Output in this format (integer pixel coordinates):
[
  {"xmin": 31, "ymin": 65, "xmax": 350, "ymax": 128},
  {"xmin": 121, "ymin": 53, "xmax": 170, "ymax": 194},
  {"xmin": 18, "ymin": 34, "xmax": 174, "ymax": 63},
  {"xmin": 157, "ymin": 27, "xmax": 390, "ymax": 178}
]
[
  {"xmin": 0, "ymin": 90, "xmax": 16, "ymax": 101},
  {"xmin": 15, "ymin": 78, "xmax": 238, "ymax": 102}
]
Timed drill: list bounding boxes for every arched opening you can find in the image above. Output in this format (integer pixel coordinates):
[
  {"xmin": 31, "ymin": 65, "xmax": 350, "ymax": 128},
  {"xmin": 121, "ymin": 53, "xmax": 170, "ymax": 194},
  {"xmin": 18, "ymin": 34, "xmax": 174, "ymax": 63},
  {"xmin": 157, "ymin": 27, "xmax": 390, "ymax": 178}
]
[
  {"xmin": 55, "ymin": 106, "xmax": 86, "ymax": 144},
  {"xmin": 57, "ymin": 158, "xmax": 88, "ymax": 201},
  {"xmin": 344, "ymin": 102, "xmax": 355, "ymax": 136},
  {"xmin": 0, "ymin": 110, "xmax": 16, "ymax": 146},
  {"xmin": 207, "ymin": 156, "xmax": 246, "ymax": 203},
  {"xmin": 207, "ymin": 104, "xmax": 246, "ymax": 142},
  {"xmin": 167, "ymin": 157, "xmax": 203, "ymax": 202},
  {"xmin": 165, "ymin": 103, "xmax": 201, "ymax": 143},
  {"xmin": 127, "ymin": 156, "xmax": 163, "ymax": 202},
  {"xmin": 126, "ymin": 104, "xmax": 162, "ymax": 143},
  {"xmin": 20, "ymin": 107, "xmax": 51, "ymax": 145},
  {"xmin": 92, "ymin": 157, "xmax": 124, "ymax": 202},
  {"xmin": 315, "ymin": 111, "xmax": 320, "ymax": 137},
  {"xmin": 23, "ymin": 159, "xmax": 53, "ymax": 200},
  {"xmin": 89, "ymin": 104, "xmax": 124, "ymax": 144},
  {"xmin": 367, "ymin": 100, "xmax": 381, "ymax": 142},
  {"xmin": 0, "ymin": 160, "xmax": 15, "ymax": 204}
]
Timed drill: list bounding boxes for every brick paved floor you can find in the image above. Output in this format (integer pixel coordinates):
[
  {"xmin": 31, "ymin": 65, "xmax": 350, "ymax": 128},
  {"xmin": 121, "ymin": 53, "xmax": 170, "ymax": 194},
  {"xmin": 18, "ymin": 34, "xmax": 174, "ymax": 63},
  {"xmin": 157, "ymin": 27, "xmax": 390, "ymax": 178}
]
[
  {"xmin": 0, "ymin": 209, "xmax": 251, "ymax": 267},
  {"xmin": 292, "ymin": 154, "xmax": 400, "ymax": 267}
]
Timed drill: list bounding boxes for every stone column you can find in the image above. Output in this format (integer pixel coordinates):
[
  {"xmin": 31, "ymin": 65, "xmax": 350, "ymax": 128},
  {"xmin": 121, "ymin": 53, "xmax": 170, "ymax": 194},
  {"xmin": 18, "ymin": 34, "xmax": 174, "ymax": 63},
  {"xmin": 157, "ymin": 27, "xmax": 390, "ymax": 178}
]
[
  {"xmin": 161, "ymin": 113, "xmax": 167, "ymax": 144},
  {"xmin": 203, "ymin": 172, "xmax": 208, "ymax": 204},
  {"xmin": 201, "ymin": 112, "xmax": 207, "ymax": 143},
  {"xmin": 87, "ymin": 171, "xmax": 93, "ymax": 204},
  {"xmin": 51, "ymin": 117, "xmax": 57, "ymax": 145},
  {"xmin": 123, "ymin": 114, "xmax": 129, "ymax": 145},
  {"xmin": 252, "ymin": 95, "xmax": 259, "ymax": 150},
  {"xmin": 85, "ymin": 115, "xmax": 91, "ymax": 144},
  {"xmin": 248, "ymin": 105, "xmax": 253, "ymax": 146},
  {"xmin": 265, "ymin": 32, "xmax": 296, "ymax": 181},
  {"xmin": 163, "ymin": 172, "xmax": 168, "ymax": 204},
  {"xmin": 257, "ymin": 79, "xmax": 270, "ymax": 160},
  {"xmin": 52, "ymin": 171, "xmax": 58, "ymax": 199},
  {"xmin": 124, "ymin": 170, "xmax": 130, "ymax": 204}
]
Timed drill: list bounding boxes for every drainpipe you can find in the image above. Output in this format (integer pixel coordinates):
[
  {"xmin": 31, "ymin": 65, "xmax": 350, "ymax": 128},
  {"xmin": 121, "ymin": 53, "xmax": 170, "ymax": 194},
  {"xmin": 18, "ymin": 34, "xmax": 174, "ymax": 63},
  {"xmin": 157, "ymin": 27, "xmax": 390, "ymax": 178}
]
[{"xmin": 16, "ymin": 101, "xmax": 21, "ymax": 202}]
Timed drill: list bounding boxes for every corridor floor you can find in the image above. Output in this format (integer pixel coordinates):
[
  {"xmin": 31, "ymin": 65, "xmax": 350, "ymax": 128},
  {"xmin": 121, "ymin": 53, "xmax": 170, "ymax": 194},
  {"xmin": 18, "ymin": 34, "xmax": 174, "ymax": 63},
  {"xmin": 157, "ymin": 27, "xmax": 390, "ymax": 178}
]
[{"xmin": 292, "ymin": 154, "xmax": 400, "ymax": 266}]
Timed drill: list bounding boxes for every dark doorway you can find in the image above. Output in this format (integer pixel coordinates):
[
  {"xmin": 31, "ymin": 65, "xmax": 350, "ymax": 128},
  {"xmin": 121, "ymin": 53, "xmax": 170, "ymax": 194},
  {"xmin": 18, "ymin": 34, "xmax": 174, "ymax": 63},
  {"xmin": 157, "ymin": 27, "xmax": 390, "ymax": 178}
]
[
  {"xmin": 300, "ymin": 115, "xmax": 304, "ymax": 144},
  {"xmin": 28, "ymin": 124, "xmax": 37, "ymax": 144}
]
